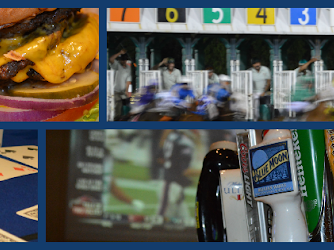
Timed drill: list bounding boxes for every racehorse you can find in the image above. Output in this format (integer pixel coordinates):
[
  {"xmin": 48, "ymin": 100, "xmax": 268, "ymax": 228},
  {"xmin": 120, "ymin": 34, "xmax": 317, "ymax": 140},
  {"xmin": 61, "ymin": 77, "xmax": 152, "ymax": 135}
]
[{"xmin": 304, "ymin": 103, "xmax": 334, "ymax": 121}]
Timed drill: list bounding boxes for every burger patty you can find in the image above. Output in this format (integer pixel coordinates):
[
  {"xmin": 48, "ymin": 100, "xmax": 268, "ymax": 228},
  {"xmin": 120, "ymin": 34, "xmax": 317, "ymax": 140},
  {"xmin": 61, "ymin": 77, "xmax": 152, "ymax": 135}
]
[
  {"xmin": 0, "ymin": 60, "xmax": 34, "ymax": 80},
  {"xmin": 26, "ymin": 69, "xmax": 44, "ymax": 81},
  {"xmin": 0, "ymin": 8, "xmax": 81, "ymax": 39},
  {"xmin": 0, "ymin": 8, "xmax": 81, "ymax": 82}
]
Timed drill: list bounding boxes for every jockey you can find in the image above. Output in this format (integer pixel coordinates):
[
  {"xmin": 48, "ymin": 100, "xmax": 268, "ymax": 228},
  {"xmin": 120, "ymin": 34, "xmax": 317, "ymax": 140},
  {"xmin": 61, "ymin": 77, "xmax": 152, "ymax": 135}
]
[
  {"xmin": 218, "ymin": 74, "xmax": 232, "ymax": 95},
  {"xmin": 129, "ymin": 79, "xmax": 159, "ymax": 114},
  {"xmin": 195, "ymin": 94, "xmax": 219, "ymax": 120},
  {"xmin": 207, "ymin": 74, "xmax": 231, "ymax": 102},
  {"xmin": 171, "ymin": 76, "xmax": 196, "ymax": 100}
]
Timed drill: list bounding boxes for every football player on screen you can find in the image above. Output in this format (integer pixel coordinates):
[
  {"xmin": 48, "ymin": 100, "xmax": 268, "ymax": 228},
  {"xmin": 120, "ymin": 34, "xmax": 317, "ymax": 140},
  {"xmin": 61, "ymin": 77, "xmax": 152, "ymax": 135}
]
[
  {"xmin": 102, "ymin": 130, "xmax": 145, "ymax": 215},
  {"xmin": 157, "ymin": 130, "xmax": 201, "ymax": 224}
]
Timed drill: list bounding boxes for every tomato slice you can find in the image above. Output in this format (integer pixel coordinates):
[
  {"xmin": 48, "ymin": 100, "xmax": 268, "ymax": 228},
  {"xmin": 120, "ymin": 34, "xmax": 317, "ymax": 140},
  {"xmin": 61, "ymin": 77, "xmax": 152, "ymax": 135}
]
[{"xmin": 44, "ymin": 99, "xmax": 99, "ymax": 121}]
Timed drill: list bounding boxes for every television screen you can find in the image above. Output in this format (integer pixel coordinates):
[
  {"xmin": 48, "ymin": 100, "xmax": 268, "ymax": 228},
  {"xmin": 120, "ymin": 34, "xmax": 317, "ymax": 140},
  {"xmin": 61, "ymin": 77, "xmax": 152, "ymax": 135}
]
[{"xmin": 61, "ymin": 129, "xmax": 238, "ymax": 241}]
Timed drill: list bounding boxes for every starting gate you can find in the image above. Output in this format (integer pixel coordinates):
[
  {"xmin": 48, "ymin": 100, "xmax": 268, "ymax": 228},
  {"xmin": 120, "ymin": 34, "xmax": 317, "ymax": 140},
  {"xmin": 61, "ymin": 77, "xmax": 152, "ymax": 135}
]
[
  {"xmin": 138, "ymin": 59, "xmax": 163, "ymax": 91},
  {"xmin": 230, "ymin": 60, "xmax": 254, "ymax": 121},
  {"xmin": 314, "ymin": 60, "xmax": 334, "ymax": 107},
  {"xmin": 107, "ymin": 70, "xmax": 115, "ymax": 121},
  {"xmin": 273, "ymin": 60, "xmax": 296, "ymax": 117},
  {"xmin": 187, "ymin": 70, "xmax": 209, "ymax": 97}
]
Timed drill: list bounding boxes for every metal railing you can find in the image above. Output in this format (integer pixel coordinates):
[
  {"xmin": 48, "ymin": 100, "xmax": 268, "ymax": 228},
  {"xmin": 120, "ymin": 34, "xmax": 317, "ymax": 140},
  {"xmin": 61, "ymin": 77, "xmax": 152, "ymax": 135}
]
[
  {"xmin": 107, "ymin": 70, "xmax": 114, "ymax": 121},
  {"xmin": 138, "ymin": 58, "xmax": 162, "ymax": 92},
  {"xmin": 138, "ymin": 58, "xmax": 149, "ymax": 72},
  {"xmin": 314, "ymin": 60, "xmax": 334, "ymax": 107},
  {"xmin": 230, "ymin": 60, "xmax": 254, "ymax": 121},
  {"xmin": 139, "ymin": 71, "xmax": 162, "ymax": 91},
  {"xmin": 185, "ymin": 59, "xmax": 196, "ymax": 74},
  {"xmin": 273, "ymin": 60, "xmax": 296, "ymax": 117},
  {"xmin": 187, "ymin": 70, "xmax": 209, "ymax": 97}
]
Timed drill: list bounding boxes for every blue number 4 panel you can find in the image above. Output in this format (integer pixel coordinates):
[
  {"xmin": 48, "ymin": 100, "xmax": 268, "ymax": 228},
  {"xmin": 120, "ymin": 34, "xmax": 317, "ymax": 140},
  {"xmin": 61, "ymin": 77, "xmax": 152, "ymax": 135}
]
[{"xmin": 290, "ymin": 8, "xmax": 316, "ymax": 25}]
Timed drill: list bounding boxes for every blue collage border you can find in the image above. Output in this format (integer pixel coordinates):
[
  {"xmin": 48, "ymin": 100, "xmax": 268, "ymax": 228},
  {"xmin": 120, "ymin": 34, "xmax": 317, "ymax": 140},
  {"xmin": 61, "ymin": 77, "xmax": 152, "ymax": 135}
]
[{"xmin": 0, "ymin": 1, "xmax": 332, "ymax": 248}]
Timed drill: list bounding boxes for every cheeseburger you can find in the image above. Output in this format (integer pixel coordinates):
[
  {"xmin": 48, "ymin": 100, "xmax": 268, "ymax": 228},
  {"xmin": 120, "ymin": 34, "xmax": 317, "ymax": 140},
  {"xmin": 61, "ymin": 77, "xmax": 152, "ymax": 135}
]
[{"xmin": 0, "ymin": 8, "xmax": 99, "ymax": 121}]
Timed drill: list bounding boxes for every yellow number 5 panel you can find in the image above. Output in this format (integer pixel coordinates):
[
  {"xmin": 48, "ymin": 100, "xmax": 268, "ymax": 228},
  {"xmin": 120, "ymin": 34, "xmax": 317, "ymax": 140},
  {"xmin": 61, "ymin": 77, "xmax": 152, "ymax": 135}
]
[{"xmin": 247, "ymin": 8, "xmax": 275, "ymax": 25}]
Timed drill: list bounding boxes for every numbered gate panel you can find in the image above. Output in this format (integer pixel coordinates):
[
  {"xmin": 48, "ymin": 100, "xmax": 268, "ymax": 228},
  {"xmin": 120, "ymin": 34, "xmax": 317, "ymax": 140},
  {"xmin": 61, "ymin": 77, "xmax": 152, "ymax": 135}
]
[
  {"xmin": 156, "ymin": 8, "xmax": 186, "ymax": 23},
  {"xmin": 155, "ymin": 8, "xmax": 188, "ymax": 32},
  {"xmin": 202, "ymin": 8, "xmax": 231, "ymax": 24},
  {"xmin": 289, "ymin": 8, "xmax": 318, "ymax": 34},
  {"xmin": 109, "ymin": 8, "xmax": 140, "ymax": 23},
  {"xmin": 247, "ymin": 8, "xmax": 275, "ymax": 25},
  {"xmin": 290, "ymin": 8, "xmax": 316, "ymax": 25}
]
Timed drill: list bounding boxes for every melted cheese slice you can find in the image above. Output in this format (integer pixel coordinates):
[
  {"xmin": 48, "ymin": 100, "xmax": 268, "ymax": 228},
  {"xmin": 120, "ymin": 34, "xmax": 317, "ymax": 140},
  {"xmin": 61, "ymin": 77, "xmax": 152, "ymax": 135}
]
[
  {"xmin": 0, "ymin": 14, "xmax": 99, "ymax": 84},
  {"xmin": 0, "ymin": 36, "xmax": 25, "ymax": 56}
]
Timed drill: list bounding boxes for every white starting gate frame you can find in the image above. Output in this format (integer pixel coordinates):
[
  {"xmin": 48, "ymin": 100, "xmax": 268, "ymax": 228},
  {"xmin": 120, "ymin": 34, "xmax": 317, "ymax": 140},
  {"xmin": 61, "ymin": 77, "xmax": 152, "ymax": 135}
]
[
  {"xmin": 186, "ymin": 70, "xmax": 209, "ymax": 97},
  {"xmin": 230, "ymin": 60, "xmax": 254, "ymax": 121},
  {"xmin": 138, "ymin": 58, "xmax": 149, "ymax": 72},
  {"xmin": 185, "ymin": 59, "xmax": 196, "ymax": 73},
  {"xmin": 107, "ymin": 70, "xmax": 114, "ymax": 121},
  {"xmin": 138, "ymin": 58, "xmax": 204, "ymax": 94},
  {"xmin": 139, "ymin": 70, "xmax": 162, "ymax": 90},
  {"xmin": 138, "ymin": 58, "xmax": 162, "ymax": 91},
  {"xmin": 273, "ymin": 60, "xmax": 296, "ymax": 117},
  {"xmin": 314, "ymin": 60, "xmax": 334, "ymax": 107}
]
